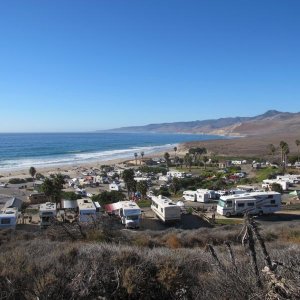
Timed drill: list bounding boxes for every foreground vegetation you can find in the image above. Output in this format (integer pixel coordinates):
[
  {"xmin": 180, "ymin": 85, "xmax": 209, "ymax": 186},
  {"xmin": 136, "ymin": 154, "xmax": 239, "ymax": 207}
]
[{"xmin": 0, "ymin": 217, "xmax": 300, "ymax": 300}]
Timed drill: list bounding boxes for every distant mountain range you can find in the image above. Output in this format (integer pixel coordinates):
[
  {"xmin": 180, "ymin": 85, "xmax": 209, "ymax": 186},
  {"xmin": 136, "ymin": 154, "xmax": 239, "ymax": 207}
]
[{"xmin": 103, "ymin": 110, "xmax": 300, "ymax": 137}]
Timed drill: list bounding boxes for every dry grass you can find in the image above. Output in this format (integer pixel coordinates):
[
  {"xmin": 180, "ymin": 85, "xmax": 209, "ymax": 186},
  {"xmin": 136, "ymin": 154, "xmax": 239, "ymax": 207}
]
[{"xmin": 0, "ymin": 220, "xmax": 300, "ymax": 299}]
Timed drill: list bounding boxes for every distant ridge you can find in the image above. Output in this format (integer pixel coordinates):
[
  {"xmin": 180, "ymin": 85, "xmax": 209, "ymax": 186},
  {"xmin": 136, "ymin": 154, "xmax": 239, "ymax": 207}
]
[{"xmin": 102, "ymin": 110, "xmax": 300, "ymax": 137}]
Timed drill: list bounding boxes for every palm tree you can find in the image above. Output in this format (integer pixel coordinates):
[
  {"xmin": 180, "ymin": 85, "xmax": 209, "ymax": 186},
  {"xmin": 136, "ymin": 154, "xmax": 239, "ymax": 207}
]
[
  {"xmin": 184, "ymin": 153, "xmax": 193, "ymax": 172},
  {"xmin": 279, "ymin": 141, "xmax": 286, "ymax": 164},
  {"xmin": 296, "ymin": 140, "xmax": 300, "ymax": 162},
  {"xmin": 164, "ymin": 152, "xmax": 170, "ymax": 168},
  {"xmin": 140, "ymin": 151, "xmax": 144, "ymax": 165},
  {"xmin": 279, "ymin": 141, "xmax": 289, "ymax": 172},
  {"xmin": 173, "ymin": 146, "xmax": 177, "ymax": 166},
  {"xmin": 122, "ymin": 169, "xmax": 135, "ymax": 199},
  {"xmin": 267, "ymin": 144, "xmax": 276, "ymax": 162},
  {"xmin": 203, "ymin": 156, "xmax": 209, "ymax": 169},
  {"xmin": 134, "ymin": 153, "xmax": 138, "ymax": 165},
  {"xmin": 29, "ymin": 166, "xmax": 36, "ymax": 188}
]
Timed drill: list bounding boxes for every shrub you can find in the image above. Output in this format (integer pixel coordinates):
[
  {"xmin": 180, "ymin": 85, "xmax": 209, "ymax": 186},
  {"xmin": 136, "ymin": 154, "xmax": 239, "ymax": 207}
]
[{"xmin": 8, "ymin": 178, "xmax": 26, "ymax": 184}]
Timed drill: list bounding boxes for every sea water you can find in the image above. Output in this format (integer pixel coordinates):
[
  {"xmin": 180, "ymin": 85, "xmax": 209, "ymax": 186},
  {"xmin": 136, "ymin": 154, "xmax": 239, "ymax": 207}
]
[{"xmin": 0, "ymin": 132, "xmax": 225, "ymax": 170}]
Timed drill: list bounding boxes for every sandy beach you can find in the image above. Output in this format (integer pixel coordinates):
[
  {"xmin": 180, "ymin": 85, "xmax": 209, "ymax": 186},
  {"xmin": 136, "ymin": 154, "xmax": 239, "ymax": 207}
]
[{"xmin": 0, "ymin": 149, "xmax": 173, "ymax": 182}]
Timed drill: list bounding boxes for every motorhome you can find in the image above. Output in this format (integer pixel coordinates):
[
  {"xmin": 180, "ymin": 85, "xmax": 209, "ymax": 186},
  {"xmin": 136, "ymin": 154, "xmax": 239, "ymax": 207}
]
[
  {"xmin": 39, "ymin": 202, "xmax": 57, "ymax": 228},
  {"xmin": 0, "ymin": 208, "xmax": 18, "ymax": 229},
  {"xmin": 104, "ymin": 201, "xmax": 141, "ymax": 228},
  {"xmin": 77, "ymin": 198, "xmax": 97, "ymax": 222},
  {"xmin": 119, "ymin": 201, "xmax": 141, "ymax": 228},
  {"xmin": 151, "ymin": 195, "xmax": 181, "ymax": 222},
  {"xmin": 217, "ymin": 191, "xmax": 281, "ymax": 217}
]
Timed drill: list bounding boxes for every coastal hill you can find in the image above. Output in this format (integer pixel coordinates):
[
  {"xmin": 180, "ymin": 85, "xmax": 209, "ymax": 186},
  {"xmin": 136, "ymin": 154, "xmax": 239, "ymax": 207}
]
[
  {"xmin": 105, "ymin": 110, "xmax": 300, "ymax": 157},
  {"xmin": 104, "ymin": 110, "xmax": 300, "ymax": 137}
]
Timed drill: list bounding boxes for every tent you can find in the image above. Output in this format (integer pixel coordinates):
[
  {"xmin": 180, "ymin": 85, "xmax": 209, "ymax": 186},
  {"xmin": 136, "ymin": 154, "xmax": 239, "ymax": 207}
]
[{"xmin": 289, "ymin": 190, "xmax": 300, "ymax": 197}]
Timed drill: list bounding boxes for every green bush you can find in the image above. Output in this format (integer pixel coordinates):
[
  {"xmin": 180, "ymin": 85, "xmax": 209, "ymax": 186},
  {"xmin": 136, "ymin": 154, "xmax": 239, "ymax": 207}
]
[
  {"xmin": 61, "ymin": 191, "xmax": 82, "ymax": 200},
  {"xmin": 8, "ymin": 178, "xmax": 26, "ymax": 184},
  {"xmin": 92, "ymin": 191, "xmax": 126, "ymax": 206}
]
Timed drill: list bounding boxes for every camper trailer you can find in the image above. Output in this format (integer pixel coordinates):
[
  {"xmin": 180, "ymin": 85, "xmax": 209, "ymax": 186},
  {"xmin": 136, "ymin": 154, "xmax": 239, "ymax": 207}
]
[
  {"xmin": 151, "ymin": 195, "xmax": 181, "ymax": 222},
  {"xmin": 217, "ymin": 191, "xmax": 281, "ymax": 217},
  {"xmin": 77, "ymin": 198, "xmax": 97, "ymax": 222},
  {"xmin": 0, "ymin": 208, "xmax": 18, "ymax": 229},
  {"xmin": 39, "ymin": 202, "xmax": 57, "ymax": 228},
  {"xmin": 183, "ymin": 190, "xmax": 197, "ymax": 201},
  {"xmin": 262, "ymin": 179, "xmax": 289, "ymax": 191},
  {"xmin": 183, "ymin": 189, "xmax": 210, "ymax": 203}
]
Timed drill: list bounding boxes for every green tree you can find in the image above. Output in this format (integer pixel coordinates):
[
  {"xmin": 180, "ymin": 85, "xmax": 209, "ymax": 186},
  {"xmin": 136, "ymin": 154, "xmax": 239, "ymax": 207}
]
[
  {"xmin": 41, "ymin": 174, "xmax": 65, "ymax": 206},
  {"xmin": 271, "ymin": 183, "xmax": 283, "ymax": 193},
  {"xmin": 140, "ymin": 151, "xmax": 144, "ymax": 164},
  {"xmin": 203, "ymin": 156, "xmax": 209, "ymax": 169},
  {"xmin": 92, "ymin": 191, "xmax": 125, "ymax": 207},
  {"xmin": 178, "ymin": 158, "xmax": 184, "ymax": 169},
  {"xmin": 184, "ymin": 153, "xmax": 193, "ymax": 171},
  {"xmin": 164, "ymin": 152, "xmax": 170, "ymax": 168},
  {"xmin": 41, "ymin": 178, "xmax": 55, "ymax": 202},
  {"xmin": 170, "ymin": 177, "xmax": 181, "ymax": 195},
  {"xmin": 29, "ymin": 166, "xmax": 36, "ymax": 187},
  {"xmin": 122, "ymin": 169, "xmax": 136, "ymax": 198},
  {"xmin": 173, "ymin": 146, "xmax": 177, "ymax": 166},
  {"xmin": 267, "ymin": 144, "xmax": 276, "ymax": 161},
  {"xmin": 279, "ymin": 141, "xmax": 289, "ymax": 172},
  {"xmin": 136, "ymin": 181, "xmax": 148, "ymax": 199},
  {"xmin": 296, "ymin": 139, "xmax": 300, "ymax": 162}
]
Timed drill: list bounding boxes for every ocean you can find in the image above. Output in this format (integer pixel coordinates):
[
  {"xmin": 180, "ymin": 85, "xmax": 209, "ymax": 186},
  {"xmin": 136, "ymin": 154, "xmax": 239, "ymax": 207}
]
[{"xmin": 0, "ymin": 132, "xmax": 225, "ymax": 170}]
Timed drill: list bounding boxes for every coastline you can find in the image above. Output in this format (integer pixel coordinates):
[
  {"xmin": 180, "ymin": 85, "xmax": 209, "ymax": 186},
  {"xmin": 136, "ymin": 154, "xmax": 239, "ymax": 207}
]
[{"xmin": 0, "ymin": 149, "xmax": 172, "ymax": 181}]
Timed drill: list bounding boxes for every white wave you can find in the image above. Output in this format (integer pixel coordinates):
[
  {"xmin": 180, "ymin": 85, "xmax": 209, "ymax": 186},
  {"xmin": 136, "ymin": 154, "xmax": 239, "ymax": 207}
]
[{"xmin": 0, "ymin": 144, "xmax": 176, "ymax": 171}]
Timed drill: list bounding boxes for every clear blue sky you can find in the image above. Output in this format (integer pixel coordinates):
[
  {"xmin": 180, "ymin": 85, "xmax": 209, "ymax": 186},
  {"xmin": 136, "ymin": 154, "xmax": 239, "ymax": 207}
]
[{"xmin": 0, "ymin": 0, "xmax": 299, "ymax": 132}]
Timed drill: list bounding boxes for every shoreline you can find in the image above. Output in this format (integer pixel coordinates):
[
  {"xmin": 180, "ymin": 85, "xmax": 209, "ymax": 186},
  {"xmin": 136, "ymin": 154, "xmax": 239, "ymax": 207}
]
[{"xmin": 0, "ymin": 149, "xmax": 172, "ymax": 181}]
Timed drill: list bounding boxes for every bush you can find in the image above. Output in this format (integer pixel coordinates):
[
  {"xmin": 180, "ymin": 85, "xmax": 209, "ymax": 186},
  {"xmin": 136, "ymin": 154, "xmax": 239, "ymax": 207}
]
[
  {"xmin": 92, "ymin": 190, "xmax": 126, "ymax": 206},
  {"xmin": 61, "ymin": 191, "xmax": 82, "ymax": 200},
  {"xmin": 8, "ymin": 178, "xmax": 26, "ymax": 184}
]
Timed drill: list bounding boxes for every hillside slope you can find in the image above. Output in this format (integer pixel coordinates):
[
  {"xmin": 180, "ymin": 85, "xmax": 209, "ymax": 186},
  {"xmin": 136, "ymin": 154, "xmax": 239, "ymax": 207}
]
[{"xmin": 104, "ymin": 110, "xmax": 300, "ymax": 137}]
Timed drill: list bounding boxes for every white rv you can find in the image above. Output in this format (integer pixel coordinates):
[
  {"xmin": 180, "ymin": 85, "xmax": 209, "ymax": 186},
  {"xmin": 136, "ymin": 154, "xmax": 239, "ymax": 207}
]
[
  {"xmin": 183, "ymin": 190, "xmax": 197, "ymax": 201},
  {"xmin": 167, "ymin": 171, "xmax": 186, "ymax": 178},
  {"xmin": 77, "ymin": 198, "xmax": 96, "ymax": 222},
  {"xmin": 0, "ymin": 208, "xmax": 18, "ymax": 229},
  {"xmin": 151, "ymin": 195, "xmax": 181, "ymax": 222},
  {"xmin": 109, "ymin": 182, "xmax": 121, "ymax": 191},
  {"xmin": 119, "ymin": 201, "xmax": 141, "ymax": 228},
  {"xmin": 262, "ymin": 179, "xmax": 289, "ymax": 191},
  {"xmin": 217, "ymin": 191, "xmax": 281, "ymax": 217},
  {"xmin": 183, "ymin": 189, "xmax": 210, "ymax": 203},
  {"xmin": 105, "ymin": 201, "xmax": 141, "ymax": 228},
  {"xmin": 39, "ymin": 202, "xmax": 57, "ymax": 228},
  {"xmin": 276, "ymin": 175, "xmax": 300, "ymax": 184}
]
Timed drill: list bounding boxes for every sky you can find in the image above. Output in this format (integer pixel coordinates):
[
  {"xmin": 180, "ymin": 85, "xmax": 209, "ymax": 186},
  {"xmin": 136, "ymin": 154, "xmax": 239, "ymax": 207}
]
[{"xmin": 0, "ymin": 0, "xmax": 300, "ymax": 132}]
